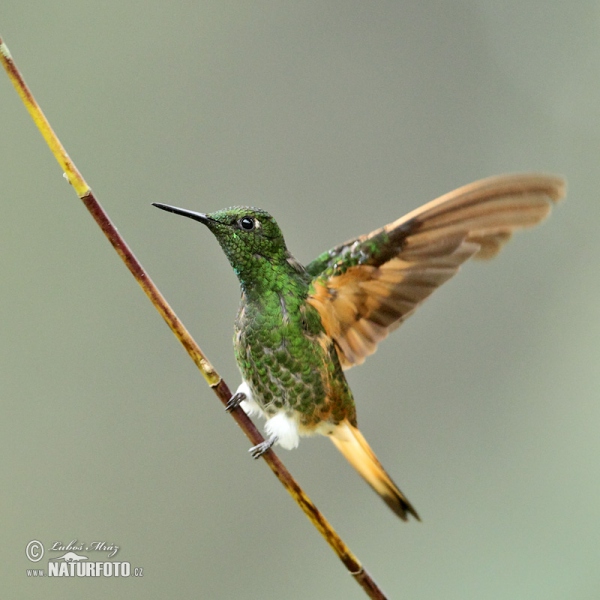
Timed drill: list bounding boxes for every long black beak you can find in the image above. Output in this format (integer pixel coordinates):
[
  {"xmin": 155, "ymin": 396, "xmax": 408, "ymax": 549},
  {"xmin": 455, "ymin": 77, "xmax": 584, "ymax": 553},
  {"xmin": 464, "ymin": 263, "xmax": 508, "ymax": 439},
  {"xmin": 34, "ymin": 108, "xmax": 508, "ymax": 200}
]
[{"xmin": 152, "ymin": 203, "xmax": 210, "ymax": 225}]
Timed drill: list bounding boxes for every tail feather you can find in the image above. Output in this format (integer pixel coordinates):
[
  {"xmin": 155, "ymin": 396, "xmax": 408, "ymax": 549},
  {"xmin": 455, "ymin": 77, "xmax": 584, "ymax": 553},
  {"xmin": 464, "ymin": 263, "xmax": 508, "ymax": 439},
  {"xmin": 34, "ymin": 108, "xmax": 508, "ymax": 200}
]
[{"xmin": 330, "ymin": 420, "xmax": 420, "ymax": 521}]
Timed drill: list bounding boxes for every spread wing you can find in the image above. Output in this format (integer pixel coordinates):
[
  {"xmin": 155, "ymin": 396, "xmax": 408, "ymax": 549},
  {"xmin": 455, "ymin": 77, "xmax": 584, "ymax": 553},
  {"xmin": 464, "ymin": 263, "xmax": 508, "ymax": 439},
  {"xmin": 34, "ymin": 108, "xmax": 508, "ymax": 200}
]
[{"xmin": 306, "ymin": 173, "xmax": 565, "ymax": 369}]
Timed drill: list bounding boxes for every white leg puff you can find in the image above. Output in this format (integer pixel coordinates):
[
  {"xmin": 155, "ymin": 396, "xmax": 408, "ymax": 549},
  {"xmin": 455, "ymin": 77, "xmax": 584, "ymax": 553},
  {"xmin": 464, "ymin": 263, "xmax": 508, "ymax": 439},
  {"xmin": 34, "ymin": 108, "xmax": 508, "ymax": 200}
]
[
  {"xmin": 235, "ymin": 382, "xmax": 300, "ymax": 451},
  {"xmin": 265, "ymin": 412, "xmax": 300, "ymax": 450},
  {"xmin": 235, "ymin": 381, "xmax": 265, "ymax": 418}
]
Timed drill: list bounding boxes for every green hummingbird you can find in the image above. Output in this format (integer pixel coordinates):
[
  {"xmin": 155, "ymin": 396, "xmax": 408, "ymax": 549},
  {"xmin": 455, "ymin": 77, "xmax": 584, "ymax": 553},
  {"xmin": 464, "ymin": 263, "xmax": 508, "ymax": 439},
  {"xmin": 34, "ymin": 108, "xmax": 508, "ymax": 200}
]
[{"xmin": 153, "ymin": 173, "xmax": 564, "ymax": 521}]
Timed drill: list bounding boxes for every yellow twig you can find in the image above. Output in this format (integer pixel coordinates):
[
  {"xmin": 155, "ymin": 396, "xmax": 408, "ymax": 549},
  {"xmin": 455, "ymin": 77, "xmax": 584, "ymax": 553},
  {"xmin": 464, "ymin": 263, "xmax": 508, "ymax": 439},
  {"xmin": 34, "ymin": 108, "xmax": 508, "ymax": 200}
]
[{"xmin": 0, "ymin": 35, "xmax": 388, "ymax": 599}]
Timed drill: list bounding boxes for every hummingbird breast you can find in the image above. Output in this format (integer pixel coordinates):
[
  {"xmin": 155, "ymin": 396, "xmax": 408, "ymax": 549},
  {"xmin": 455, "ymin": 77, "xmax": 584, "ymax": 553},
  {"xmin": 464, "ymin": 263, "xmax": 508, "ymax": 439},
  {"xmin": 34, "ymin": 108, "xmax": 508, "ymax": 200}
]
[{"xmin": 234, "ymin": 288, "xmax": 356, "ymax": 430}]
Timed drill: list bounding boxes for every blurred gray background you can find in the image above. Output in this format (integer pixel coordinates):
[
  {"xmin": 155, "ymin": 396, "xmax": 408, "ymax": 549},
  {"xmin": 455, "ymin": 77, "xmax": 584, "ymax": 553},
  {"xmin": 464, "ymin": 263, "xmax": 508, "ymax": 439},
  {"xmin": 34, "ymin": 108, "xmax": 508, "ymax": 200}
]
[{"xmin": 1, "ymin": 2, "xmax": 598, "ymax": 599}]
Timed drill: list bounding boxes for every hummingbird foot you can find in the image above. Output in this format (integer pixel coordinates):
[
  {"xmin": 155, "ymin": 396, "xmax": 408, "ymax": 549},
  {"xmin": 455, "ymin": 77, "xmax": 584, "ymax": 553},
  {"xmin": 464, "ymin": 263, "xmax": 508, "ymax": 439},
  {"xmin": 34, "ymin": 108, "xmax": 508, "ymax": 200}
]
[
  {"xmin": 225, "ymin": 392, "xmax": 246, "ymax": 412},
  {"xmin": 249, "ymin": 436, "xmax": 278, "ymax": 459},
  {"xmin": 230, "ymin": 381, "xmax": 265, "ymax": 417}
]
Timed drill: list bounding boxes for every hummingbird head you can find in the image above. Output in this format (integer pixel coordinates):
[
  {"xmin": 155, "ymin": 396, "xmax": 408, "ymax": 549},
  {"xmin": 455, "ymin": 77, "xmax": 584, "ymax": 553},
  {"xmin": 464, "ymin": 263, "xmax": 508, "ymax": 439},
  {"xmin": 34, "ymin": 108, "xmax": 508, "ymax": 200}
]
[{"xmin": 153, "ymin": 203, "xmax": 300, "ymax": 288}]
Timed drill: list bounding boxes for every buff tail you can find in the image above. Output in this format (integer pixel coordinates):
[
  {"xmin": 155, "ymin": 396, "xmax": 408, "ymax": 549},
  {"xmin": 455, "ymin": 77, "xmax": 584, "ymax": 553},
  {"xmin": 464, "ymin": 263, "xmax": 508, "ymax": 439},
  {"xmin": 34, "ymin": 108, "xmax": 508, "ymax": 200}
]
[{"xmin": 330, "ymin": 420, "xmax": 420, "ymax": 521}]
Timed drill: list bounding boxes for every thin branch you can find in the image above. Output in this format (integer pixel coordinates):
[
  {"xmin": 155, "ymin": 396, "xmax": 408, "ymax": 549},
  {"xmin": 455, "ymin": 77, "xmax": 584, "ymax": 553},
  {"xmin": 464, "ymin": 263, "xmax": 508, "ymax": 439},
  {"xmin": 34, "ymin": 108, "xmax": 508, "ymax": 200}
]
[{"xmin": 1, "ymin": 35, "xmax": 390, "ymax": 599}]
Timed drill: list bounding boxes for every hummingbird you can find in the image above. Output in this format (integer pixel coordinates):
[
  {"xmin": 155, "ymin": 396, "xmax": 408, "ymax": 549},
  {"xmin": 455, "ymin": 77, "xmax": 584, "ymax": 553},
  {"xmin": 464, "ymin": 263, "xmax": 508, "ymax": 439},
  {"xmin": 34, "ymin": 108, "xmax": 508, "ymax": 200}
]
[{"xmin": 153, "ymin": 173, "xmax": 564, "ymax": 521}]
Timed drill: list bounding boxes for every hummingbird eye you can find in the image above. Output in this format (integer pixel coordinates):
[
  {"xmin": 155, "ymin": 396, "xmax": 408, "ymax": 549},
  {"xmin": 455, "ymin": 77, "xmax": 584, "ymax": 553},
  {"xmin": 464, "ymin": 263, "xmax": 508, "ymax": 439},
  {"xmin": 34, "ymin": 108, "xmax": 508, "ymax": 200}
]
[{"xmin": 238, "ymin": 216, "xmax": 256, "ymax": 231}]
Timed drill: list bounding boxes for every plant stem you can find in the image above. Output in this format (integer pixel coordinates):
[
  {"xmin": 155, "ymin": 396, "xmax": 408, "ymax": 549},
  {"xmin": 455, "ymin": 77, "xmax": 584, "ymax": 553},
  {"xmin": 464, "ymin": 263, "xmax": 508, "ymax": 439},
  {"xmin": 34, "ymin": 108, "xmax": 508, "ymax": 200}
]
[{"xmin": 1, "ymin": 35, "xmax": 390, "ymax": 599}]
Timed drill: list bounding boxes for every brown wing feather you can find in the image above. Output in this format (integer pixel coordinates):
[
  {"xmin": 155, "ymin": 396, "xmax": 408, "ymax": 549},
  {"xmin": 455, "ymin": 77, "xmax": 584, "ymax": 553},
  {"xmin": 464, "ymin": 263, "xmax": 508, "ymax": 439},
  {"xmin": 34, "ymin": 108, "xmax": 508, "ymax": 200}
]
[{"xmin": 308, "ymin": 174, "xmax": 565, "ymax": 368}]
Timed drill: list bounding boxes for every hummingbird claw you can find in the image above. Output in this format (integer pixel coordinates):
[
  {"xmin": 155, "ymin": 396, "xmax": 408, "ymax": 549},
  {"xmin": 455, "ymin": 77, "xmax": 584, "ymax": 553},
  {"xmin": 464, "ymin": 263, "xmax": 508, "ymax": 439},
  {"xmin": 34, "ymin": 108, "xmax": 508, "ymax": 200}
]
[
  {"xmin": 225, "ymin": 392, "xmax": 246, "ymax": 412},
  {"xmin": 249, "ymin": 436, "xmax": 278, "ymax": 459}
]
